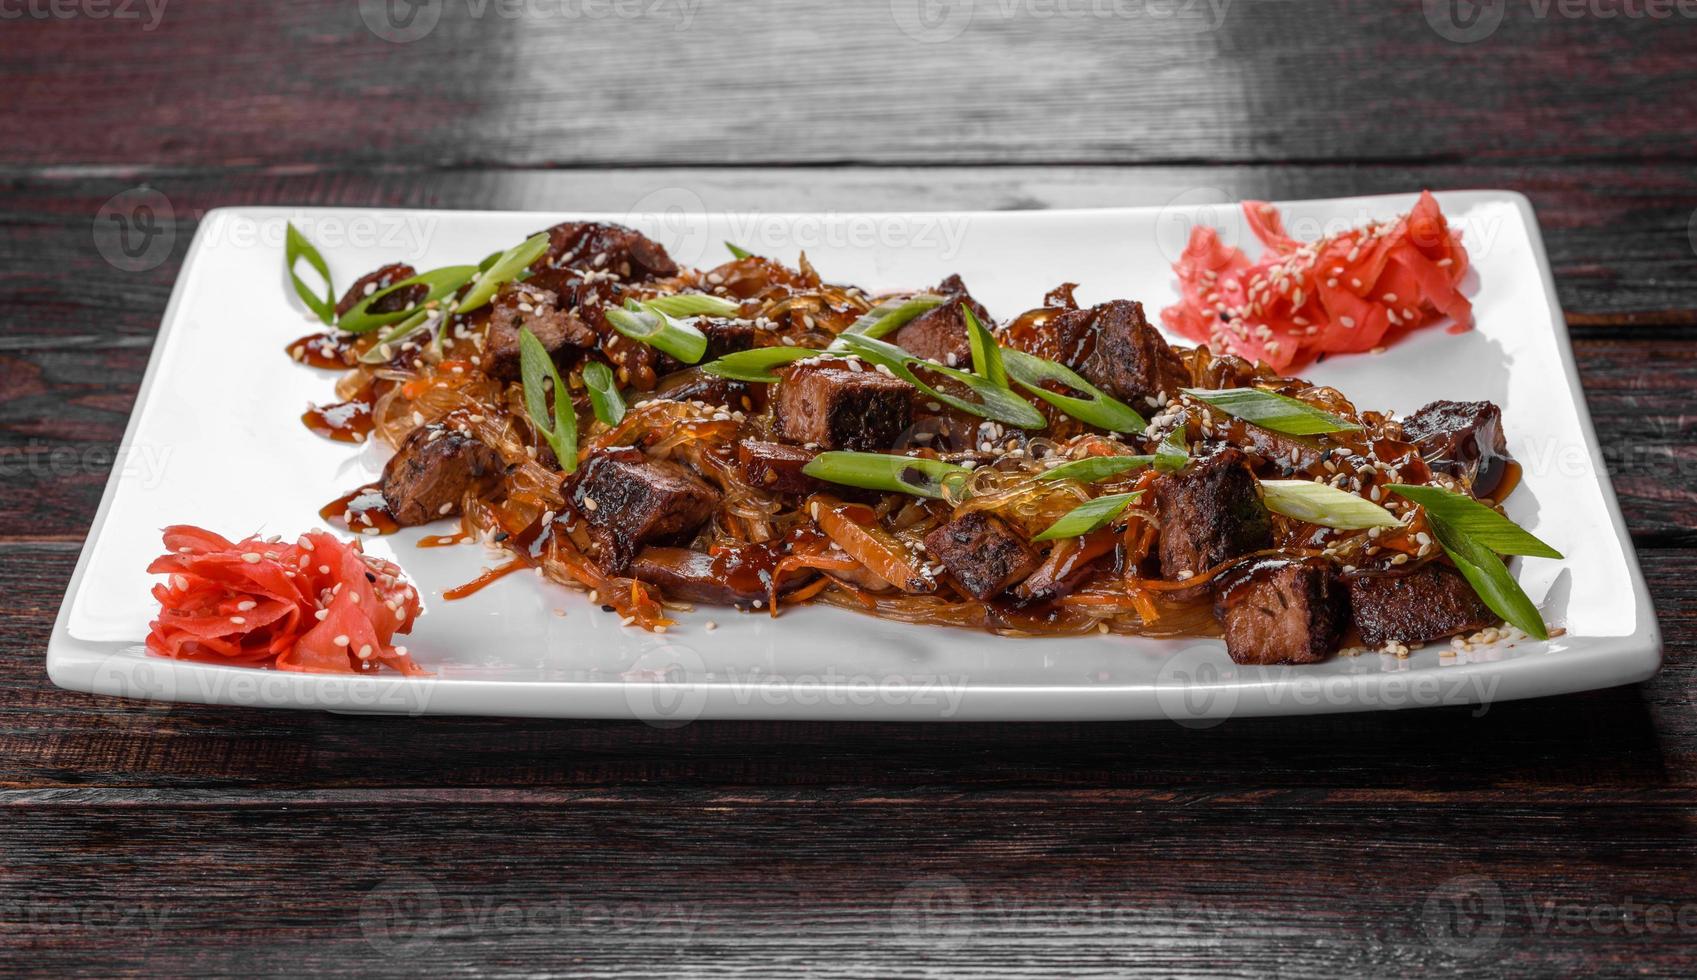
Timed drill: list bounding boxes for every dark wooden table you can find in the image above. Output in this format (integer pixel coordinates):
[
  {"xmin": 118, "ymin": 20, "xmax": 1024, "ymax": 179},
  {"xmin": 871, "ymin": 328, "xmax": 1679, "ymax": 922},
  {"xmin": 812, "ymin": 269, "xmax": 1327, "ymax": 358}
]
[{"xmin": 3, "ymin": 1, "xmax": 1695, "ymax": 975}]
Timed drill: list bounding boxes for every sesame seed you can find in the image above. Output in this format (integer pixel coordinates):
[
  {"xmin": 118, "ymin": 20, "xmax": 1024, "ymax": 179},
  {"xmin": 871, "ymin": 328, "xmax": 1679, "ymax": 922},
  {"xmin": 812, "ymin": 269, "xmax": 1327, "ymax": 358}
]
[{"xmin": 332, "ymin": 635, "xmax": 350, "ymax": 647}]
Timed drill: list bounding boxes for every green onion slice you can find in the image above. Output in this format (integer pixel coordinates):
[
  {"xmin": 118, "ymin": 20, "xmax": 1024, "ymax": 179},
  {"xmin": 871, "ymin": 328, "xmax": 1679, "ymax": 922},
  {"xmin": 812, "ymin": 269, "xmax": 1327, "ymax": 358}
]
[
  {"xmin": 642, "ymin": 293, "xmax": 742, "ymax": 319},
  {"xmin": 518, "ymin": 327, "xmax": 577, "ymax": 473},
  {"xmin": 835, "ymin": 294, "xmax": 945, "ymax": 342},
  {"xmin": 726, "ymin": 242, "xmax": 753, "ymax": 260},
  {"xmin": 1001, "ymin": 349, "xmax": 1147, "ymax": 434},
  {"xmin": 835, "ymin": 333, "xmax": 1046, "ymax": 430},
  {"xmin": 1181, "ymin": 387, "xmax": 1360, "ymax": 435},
  {"xmin": 604, "ymin": 306, "xmax": 709, "ymax": 364},
  {"xmin": 1038, "ymin": 455, "xmax": 1154, "ymax": 483},
  {"xmin": 1032, "ymin": 492, "xmax": 1143, "ymax": 543},
  {"xmin": 581, "ymin": 360, "xmax": 626, "ymax": 427},
  {"xmin": 338, "ymin": 265, "xmax": 479, "ymax": 334},
  {"xmin": 1154, "ymin": 429, "xmax": 1190, "ymax": 472},
  {"xmin": 801, "ymin": 451, "xmax": 973, "ymax": 500},
  {"xmin": 961, "ymin": 305, "xmax": 1007, "ymax": 389},
  {"xmin": 457, "ymin": 232, "xmax": 550, "ymax": 315},
  {"xmin": 1442, "ymin": 533, "xmax": 1551, "ymax": 641},
  {"xmin": 286, "ymin": 223, "xmax": 336, "ymax": 326},
  {"xmin": 1386, "ymin": 485, "xmax": 1562, "ymax": 558},
  {"xmin": 356, "ymin": 306, "xmax": 437, "ymax": 365},
  {"xmin": 700, "ymin": 346, "xmax": 824, "ymax": 383},
  {"xmin": 1259, "ymin": 480, "xmax": 1400, "ymax": 529}
]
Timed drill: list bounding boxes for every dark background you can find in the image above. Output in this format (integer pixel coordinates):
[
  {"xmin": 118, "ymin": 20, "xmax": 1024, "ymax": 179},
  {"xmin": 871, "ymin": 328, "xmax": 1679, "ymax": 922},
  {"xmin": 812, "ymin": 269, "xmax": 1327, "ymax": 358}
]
[{"xmin": 3, "ymin": 0, "xmax": 1696, "ymax": 975}]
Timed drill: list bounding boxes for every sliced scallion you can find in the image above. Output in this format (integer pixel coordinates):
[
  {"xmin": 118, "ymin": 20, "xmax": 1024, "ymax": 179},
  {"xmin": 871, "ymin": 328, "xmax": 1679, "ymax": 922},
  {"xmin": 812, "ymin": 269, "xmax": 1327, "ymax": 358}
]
[
  {"xmin": 1386, "ymin": 485, "xmax": 1562, "ymax": 558},
  {"xmin": 801, "ymin": 451, "xmax": 973, "ymax": 500},
  {"xmin": 1037, "ymin": 455, "xmax": 1154, "ymax": 483},
  {"xmin": 834, "ymin": 294, "xmax": 945, "ymax": 342},
  {"xmin": 1181, "ymin": 387, "xmax": 1360, "ymax": 436},
  {"xmin": 726, "ymin": 242, "xmax": 753, "ymax": 259},
  {"xmin": 285, "ymin": 223, "xmax": 336, "ymax": 326},
  {"xmin": 337, "ymin": 265, "xmax": 478, "ymax": 334},
  {"xmin": 834, "ymin": 332, "xmax": 1046, "ymax": 430},
  {"xmin": 1154, "ymin": 429, "xmax": 1190, "ymax": 472},
  {"xmin": 581, "ymin": 360, "xmax": 626, "ymax": 427},
  {"xmin": 457, "ymin": 232, "xmax": 550, "ymax": 315},
  {"xmin": 642, "ymin": 293, "xmax": 742, "ymax": 319},
  {"xmin": 961, "ymin": 305, "xmax": 1007, "ymax": 389},
  {"xmin": 1259, "ymin": 480, "xmax": 1399, "ymax": 529},
  {"xmin": 700, "ymin": 346, "xmax": 824, "ymax": 383},
  {"xmin": 1032, "ymin": 492, "xmax": 1142, "ymax": 542},
  {"xmin": 518, "ymin": 327, "xmax": 577, "ymax": 473},
  {"xmin": 1002, "ymin": 349, "xmax": 1147, "ymax": 434},
  {"xmin": 604, "ymin": 306, "xmax": 709, "ymax": 364}
]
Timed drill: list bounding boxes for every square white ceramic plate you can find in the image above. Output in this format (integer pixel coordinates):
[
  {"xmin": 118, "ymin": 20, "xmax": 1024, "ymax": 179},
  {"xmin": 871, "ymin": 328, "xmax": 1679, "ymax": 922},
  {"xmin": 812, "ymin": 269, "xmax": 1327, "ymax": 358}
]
[{"xmin": 47, "ymin": 193, "xmax": 1660, "ymax": 722}]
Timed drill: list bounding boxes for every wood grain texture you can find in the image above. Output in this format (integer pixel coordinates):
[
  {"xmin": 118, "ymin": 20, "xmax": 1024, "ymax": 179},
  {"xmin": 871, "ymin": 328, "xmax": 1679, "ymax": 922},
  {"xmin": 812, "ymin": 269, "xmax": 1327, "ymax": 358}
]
[{"xmin": 3, "ymin": 0, "xmax": 1696, "ymax": 975}]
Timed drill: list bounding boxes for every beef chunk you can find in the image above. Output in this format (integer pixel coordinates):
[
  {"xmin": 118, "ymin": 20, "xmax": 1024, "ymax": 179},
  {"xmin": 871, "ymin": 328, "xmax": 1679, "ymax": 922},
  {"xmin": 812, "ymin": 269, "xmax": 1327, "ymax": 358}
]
[
  {"xmin": 1348, "ymin": 562, "xmax": 1497, "ymax": 648},
  {"xmin": 1154, "ymin": 447, "xmax": 1274, "ymax": 578},
  {"xmin": 653, "ymin": 368, "xmax": 757, "ymax": 412},
  {"xmin": 538, "ymin": 221, "xmax": 678, "ymax": 281},
  {"xmin": 657, "ymin": 316, "xmax": 756, "ymax": 374},
  {"xmin": 1213, "ymin": 558, "xmax": 1348, "ymax": 665},
  {"xmin": 567, "ymin": 448, "xmax": 721, "ymax": 573},
  {"xmin": 1021, "ymin": 299, "xmax": 1190, "ymax": 408},
  {"xmin": 737, "ymin": 441, "xmax": 821, "ymax": 496},
  {"xmin": 1402, "ymin": 400, "xmax": 1510, "ymax": 496},
  {"xmin": 772, "ymin": 360, "xmax": 913, "ymax": 451},
  {"xmin": 923, "ymin": 512, "xmax": 1042, "ymax": 601},
  {"xmin": 381, "ymin": 423, "xmax": 504, "ymax": 526},
  {"xmin": 336, "ymin": 263, "xmax": 423, "ymax": 317},
  {"xmin": 483, "ymin": 281, "xmax": 597, "ymax": 381},
  {"xmin": 629, "ymin": 546, "xmax": 816, "ymax": 606},
  {"xmin": 887, "ymin": 275, "xmax": 993, "ymax": 367}
]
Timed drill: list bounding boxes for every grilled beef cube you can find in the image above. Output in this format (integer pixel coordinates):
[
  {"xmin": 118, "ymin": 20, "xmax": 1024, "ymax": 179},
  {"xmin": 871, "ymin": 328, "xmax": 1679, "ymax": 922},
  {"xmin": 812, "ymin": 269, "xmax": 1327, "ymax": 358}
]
[
  {"xmin": 1154, "ymin": 447, "xmax": 1274, "ymax": 579},
  {"xmin": 1043, "ymin": 282, "xmax": 1081, "ymax": 310},
  {"xmin": 737, "ymin": 440, "xmax": 820, "ymax": 496},
  {"xmin": 1402, "ymin": 400, "xmax": 1510, "ymax": 496},
  {"xmin": 772, "ymin": 360, "xmax": 913, "ymax": 451},
  {"xmin": 568, "ymin": 448, "xmax": 721, "ymax": 573},
  {"xmin": 1022, "ymin": 299, "xmax": 1190, "ymax": 408},
  {"xmin": 657, "ymin": 317, "xmax": 756, "ymax": 374},
  {"xmin": 336, "ymin": 263, "xmax": 424, "ymax": 318},
  {"xmin": 1348, "ymin": 562, "xmax": 1496, "ymax": 648},
  {"xmin": 630, "ymin": 546, "xmax": 816, "ymax": 606},
  {"xmin": 483, "ymin": 281, "xmax": 597, "ymax": 381},
  {"xmin": 539, "ymin": 221, "xmax": 678, "ymax": 282},
  {"xmin": 888, "ymin": 275, "xmax": 993, "ymax": 367},
  {"xmin": 1213, "ymin": 558, "xmax": 1348, "ymax": 665},
  {"xmin": 653, "ymin": 368, "xmax": 757, "ymax": 413},
  {"xmin": 923, "ymin": 512, "xmax": 1042, "ymax": 601},
  {"xmin": 381, "ymin": 423, "xmax": 504, "ymax": 526}
]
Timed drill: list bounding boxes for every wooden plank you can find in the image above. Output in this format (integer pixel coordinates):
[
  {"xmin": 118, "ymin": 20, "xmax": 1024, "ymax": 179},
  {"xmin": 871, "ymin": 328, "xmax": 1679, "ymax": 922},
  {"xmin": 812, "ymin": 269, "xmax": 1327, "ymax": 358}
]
[{"xmin": 3, "ymin": 1, "xmax": 1696, "ymax": 169}]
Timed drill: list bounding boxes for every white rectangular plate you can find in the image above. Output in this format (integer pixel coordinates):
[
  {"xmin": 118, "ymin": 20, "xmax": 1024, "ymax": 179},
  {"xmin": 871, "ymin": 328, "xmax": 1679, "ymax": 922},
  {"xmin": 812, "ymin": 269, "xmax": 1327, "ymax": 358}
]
[{"xmin": 48, "ymin": 193, "xmax": 1660, "ymax": 722}]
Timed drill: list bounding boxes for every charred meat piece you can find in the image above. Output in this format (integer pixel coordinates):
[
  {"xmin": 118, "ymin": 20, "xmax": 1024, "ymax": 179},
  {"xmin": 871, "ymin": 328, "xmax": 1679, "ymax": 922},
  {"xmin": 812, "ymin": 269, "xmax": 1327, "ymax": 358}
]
[
  {"xmin": 657, "ymin": 317, "xmax": 756, "ymax": 374},
  {"xmin": 653, "ymin": 368, "xmax": 757, "ymax": 413},
  {"xmin": 568, "ymin": 448, "xmax": 721, "ymax": 574},
  {"xmin": 1402, "ymin": 400, "xmax": 1510, "ymax": 496},
  {"xmin": 737, "ymin": 440, "xmax": 821, "ymax": 496},
  {"xmin": 483, "ymin": 281, "xmax": 597, "ymax": 381},
  {"xmin": 923, "ymin": 512, "xmax": 1042, "ymax": 601},
  {"xmin": 381, "ymin": 423, "xmax": 504, "ymax": 526},
  {"xmin": 1154, "ymin": 447, "xmax": 1274, "ymax": 579},
  {"xmin": 888, "ymin": 275, "xmax": 993, "ymax": 367},
  {"xmin": 538, "ymin": 221, "xmax": 678, "ymax": 282},
  {"xmin": 772, "ymin": 360, "xmax": 913, "ymax": 451},
  {"xmin": 1348, "ymin": 562, "xmax": 1496, "ymax": 648},
  {"xmin": 336, "ymin": 263, "xmax": 424, "ymax": 318},
  {"xmin": 1019, "ymin": 299, "xmax": 1190, "ymax": 408},
  {"xmin": 629, "ymin": 546, "xmax": 816, "ymax": 606},
  {"xmin": 1213, "ymin": 558, "xmax": 1348, "ymax": 665}
]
